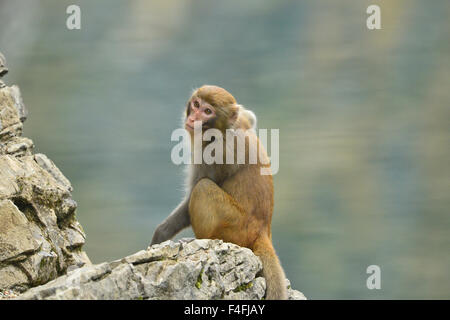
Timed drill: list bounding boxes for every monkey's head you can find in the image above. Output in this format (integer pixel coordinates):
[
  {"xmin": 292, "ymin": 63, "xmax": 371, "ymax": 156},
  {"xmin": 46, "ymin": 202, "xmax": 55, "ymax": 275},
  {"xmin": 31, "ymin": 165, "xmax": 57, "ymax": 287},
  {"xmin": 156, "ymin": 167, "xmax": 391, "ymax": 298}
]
[{"xmin": 185, "ymin": 85, "xmax": 239, "ymax": 134}]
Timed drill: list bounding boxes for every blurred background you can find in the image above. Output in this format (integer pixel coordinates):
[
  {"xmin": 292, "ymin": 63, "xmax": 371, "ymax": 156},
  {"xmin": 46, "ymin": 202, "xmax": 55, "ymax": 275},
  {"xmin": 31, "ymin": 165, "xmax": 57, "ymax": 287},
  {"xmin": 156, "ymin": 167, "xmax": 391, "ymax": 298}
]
[{"xmin": 0, "ymin": 0, "xmax": 449, "ymax": 299}]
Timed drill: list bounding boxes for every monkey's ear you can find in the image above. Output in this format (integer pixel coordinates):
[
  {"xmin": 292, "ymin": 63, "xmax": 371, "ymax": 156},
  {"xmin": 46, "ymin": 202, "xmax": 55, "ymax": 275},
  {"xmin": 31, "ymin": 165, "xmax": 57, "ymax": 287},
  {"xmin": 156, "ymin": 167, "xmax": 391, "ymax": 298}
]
[{"xmin": 229, "ymin": 108, "xmax": 239, "ymax": 126}]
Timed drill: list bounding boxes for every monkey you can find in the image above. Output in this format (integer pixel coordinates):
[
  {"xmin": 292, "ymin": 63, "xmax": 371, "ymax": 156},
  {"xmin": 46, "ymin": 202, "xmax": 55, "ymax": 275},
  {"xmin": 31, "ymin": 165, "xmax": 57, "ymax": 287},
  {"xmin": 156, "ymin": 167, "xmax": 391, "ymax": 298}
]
[{"xmin": 151, "ymin": 85, "xmax": 287, "ymax": 300}]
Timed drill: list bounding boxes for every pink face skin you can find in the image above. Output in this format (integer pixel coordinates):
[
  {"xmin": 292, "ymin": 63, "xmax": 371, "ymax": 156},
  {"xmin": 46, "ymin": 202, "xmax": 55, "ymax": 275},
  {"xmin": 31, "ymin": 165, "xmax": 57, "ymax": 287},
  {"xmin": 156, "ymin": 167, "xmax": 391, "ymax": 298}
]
[{"xmin": 185, "ymin": 98, "xmax": 216, "ymax": 132}]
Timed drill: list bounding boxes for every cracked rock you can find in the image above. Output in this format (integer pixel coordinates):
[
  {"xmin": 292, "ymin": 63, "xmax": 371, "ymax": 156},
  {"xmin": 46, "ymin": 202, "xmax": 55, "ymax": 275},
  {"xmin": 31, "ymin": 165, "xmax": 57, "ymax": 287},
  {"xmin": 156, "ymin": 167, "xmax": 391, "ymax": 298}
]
[
  {"xmin": 18, "ymin": 239, "xmax": 306, "ymax": 300},
  {"xmin": 0, "ymin": 52, "xmax": 8, "ymax": 77},
  {"xmin": 0, "ymin": 52, "xmax": 90, "ymax": 293}
]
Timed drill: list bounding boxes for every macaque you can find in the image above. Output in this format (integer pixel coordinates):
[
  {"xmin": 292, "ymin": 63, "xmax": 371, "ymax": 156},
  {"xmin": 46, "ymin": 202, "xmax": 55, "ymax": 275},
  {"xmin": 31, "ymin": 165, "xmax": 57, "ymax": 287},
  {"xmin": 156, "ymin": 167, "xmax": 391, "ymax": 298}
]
[{"xmin": 151, "ymin": 85, "xmax": 287, "ymax": 299}]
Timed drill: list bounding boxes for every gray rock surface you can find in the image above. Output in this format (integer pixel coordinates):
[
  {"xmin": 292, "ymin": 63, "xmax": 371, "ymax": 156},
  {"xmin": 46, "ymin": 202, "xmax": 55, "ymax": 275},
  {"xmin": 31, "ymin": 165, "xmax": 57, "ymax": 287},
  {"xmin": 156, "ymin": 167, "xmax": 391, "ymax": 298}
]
[
  {"xmin": 0, "ymin": 52, "xmax": 90, "ymax": 292},
  {"xmin": 0, "ymin": 52, "xmax": 7, "ymax": 88},
  {"xmin": 18, "ymin": 239, "xmax": 306, "ymax": 300}
]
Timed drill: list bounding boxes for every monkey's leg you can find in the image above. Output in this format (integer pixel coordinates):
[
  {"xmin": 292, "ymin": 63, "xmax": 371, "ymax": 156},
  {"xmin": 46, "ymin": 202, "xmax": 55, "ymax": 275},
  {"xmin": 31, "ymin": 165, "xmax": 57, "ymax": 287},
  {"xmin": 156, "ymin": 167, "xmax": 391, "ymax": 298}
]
[
  {"xmin": 189, "ymin": 178, "xmax": 247, "ymax": 244},
  {"xmin": 150, "ymin": 198, "xmax": 190, "ymax": 245}
]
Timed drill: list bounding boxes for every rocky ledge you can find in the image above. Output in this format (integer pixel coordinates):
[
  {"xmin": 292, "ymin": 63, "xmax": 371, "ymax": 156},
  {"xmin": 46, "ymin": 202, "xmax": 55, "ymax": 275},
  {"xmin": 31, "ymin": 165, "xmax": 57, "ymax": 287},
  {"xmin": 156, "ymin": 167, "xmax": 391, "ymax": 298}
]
[
  {"xmin": 18, "ymin": 238, "xmax": 306, "ymax": 300},
  {"xmin": 0, "ymin": 52, "xmax": 90, "ymax": 294}
]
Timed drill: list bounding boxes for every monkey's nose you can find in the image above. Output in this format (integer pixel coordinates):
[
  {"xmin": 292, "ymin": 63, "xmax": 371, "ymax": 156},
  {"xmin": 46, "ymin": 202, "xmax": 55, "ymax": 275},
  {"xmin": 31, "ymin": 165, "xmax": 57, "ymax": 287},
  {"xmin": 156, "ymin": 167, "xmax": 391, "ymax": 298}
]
[{"xmin": 188, "ymin": 115, "xmax": 199, "ymax": 123}]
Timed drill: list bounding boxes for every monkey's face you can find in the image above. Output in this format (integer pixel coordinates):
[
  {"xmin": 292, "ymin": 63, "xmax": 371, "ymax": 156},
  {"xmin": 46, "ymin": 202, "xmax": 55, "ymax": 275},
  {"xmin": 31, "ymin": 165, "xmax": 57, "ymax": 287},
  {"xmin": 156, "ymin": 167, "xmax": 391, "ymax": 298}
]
[{"xmin": 185, "ymin": 98, "xmax": 217, "ymax": 133}]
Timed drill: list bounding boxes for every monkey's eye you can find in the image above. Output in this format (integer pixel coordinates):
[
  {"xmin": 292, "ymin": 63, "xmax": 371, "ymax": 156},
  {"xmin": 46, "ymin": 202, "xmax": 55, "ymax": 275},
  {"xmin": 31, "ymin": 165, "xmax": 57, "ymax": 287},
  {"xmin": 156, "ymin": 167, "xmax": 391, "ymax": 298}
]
[
  {"xmin": 193, "ymin": 101, "xmax": 200, "ymax": 108},
  {"xmin": 205, "ymin": 108, "xmax": 212, "ymax": 115}
]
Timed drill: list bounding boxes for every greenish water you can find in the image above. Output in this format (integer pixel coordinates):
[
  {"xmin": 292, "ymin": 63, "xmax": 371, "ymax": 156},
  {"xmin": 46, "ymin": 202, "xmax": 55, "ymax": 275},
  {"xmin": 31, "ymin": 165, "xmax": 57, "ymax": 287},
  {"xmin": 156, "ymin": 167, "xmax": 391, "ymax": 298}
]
[{"xmin": 1, "ymin": 0, "xmax": 449, "ymax": 299}]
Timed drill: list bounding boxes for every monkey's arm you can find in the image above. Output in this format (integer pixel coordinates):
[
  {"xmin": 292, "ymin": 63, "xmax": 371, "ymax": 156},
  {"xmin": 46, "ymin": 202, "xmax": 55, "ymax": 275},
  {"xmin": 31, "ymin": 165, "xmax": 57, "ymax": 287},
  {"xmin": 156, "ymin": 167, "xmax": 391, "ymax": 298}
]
[{"xmin": 150, "ymin": 198, "xmax": 190, "ymax": 245}]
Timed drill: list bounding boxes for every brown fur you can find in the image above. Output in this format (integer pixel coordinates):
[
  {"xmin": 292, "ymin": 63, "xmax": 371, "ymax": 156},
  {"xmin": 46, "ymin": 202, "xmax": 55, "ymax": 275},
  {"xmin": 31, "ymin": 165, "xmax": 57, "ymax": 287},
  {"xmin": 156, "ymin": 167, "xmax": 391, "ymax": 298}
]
[
  {"xmin": 151, "ymin": 85, "xmax": 287, "ymax": 299},
  {"xmin": 187, "ymin": 85, "xmax": 288, "ymax": 300}
]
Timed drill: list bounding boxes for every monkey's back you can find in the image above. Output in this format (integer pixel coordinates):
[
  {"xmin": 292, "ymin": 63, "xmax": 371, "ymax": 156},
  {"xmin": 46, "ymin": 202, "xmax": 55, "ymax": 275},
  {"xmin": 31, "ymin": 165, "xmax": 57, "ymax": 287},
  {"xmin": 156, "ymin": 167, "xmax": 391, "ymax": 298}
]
[{"xmin": 220, "ymin": 163, "xmax": 273, "ymax": 248}]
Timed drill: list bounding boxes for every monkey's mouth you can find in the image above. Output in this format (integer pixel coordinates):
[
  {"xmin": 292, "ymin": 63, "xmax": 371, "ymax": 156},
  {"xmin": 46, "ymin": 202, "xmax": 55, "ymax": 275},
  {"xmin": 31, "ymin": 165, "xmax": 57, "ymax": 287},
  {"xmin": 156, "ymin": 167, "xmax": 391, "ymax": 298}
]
[{"xmin": 185, "ymin": 123, "xmax": 194, "ymax": 131}]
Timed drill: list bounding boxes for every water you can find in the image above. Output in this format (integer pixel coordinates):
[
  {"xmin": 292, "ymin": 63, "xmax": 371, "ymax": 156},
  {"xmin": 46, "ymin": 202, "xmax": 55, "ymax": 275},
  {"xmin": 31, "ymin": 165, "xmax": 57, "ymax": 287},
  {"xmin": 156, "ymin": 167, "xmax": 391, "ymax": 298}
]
[{"xmin": 1, "ymin": 0, "xmax": 449, "ymax": 299}]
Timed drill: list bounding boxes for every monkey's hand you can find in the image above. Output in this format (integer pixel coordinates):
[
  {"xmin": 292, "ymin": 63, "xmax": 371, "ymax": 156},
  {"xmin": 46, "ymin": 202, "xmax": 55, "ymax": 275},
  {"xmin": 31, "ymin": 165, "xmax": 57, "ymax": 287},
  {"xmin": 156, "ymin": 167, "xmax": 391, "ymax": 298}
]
[
  {"xmin": 150, "ymin": 224, "xmax": 170, "ymax": 246},
  {"xmin": 149, "ymin": 199, "xmax": 190, "ymax": 247}
]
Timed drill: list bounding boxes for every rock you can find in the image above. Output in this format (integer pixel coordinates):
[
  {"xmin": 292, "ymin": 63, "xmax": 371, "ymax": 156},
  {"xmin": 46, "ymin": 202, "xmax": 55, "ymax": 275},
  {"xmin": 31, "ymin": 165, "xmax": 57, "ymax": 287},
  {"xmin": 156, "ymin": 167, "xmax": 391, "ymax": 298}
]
[
  {"xmin": 0, "ymin": 52, "xmax": 90, "ymax": 293},
  {"xmin": 0, "ymin": 52, "xmax": 7, "ymax": 89},
  {"xmin": 0, "ymin": 86, "xmax": 24, "ymax": 140},
  {"xmin": 0, "ymin": 52, "xmax": 8, "ymax": 77},
  {"xmin": 0, "ymin": 200, "xmax": 40, "ymax": 262},
  {"xmin": 34, "ymin": 154, "xmax": 72, "ymax": 191},
  {"xmin": 18, "ymin": 239, "xmax": 306, "ymax": 300},
  {"xmin": 1, "ymin": 136, "xmax": 34, "ymax": 157},
  {"xmin": 9, "ymin": 85, "xmax": 28, "ymax": 122}
]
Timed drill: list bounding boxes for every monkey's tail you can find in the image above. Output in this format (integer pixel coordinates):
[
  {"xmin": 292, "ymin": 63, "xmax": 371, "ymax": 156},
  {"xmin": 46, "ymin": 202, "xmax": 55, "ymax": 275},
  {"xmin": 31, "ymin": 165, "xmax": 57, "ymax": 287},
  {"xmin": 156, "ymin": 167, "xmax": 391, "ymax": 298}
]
[{"xmin": 253, "ymin": 236, "xmax": 288, "ymax": 300}]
